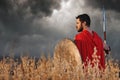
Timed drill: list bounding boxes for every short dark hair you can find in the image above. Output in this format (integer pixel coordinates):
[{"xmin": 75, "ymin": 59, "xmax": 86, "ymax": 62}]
[{"xmin": 76, "ymin": 14, "xmax": 91, "ymax": 27}]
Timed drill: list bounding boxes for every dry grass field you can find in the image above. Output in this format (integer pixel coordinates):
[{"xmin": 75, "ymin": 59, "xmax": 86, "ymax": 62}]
[
  {"xmin": 0, "ymin": 55, "xmax": 119, "ymax": 80},
  {"xmin": 0, "ymin": 39, "xmax": 119, "ymax": 80}
]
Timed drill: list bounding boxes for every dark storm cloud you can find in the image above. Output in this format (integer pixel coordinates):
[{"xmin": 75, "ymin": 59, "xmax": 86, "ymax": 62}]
[
  {"xmin": 84, "ymin": 0, "xmax": 120, "ymax": 12},
  {"xmin": 28, "ymin": 0, "xmax": 61, "ymax": 17},
  {"xmin": 0, "ymin": 0, "xmax": 61, "ymax": 34},
  {"xmin": 0, "ymin": 0, "xmax": 62, "ymax": 56},
  {"xmin": 0, "ymin": 0, "xmax": 61, "ymax": 16}
]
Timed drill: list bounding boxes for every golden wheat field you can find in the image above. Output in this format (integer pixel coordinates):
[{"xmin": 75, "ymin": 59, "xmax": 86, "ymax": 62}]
[
  {"xmin": 0, "ymin": 55, "xmax": 120, "ymax": 80},
  {"xmin": 0, "ymin": 39, "xmax": 120, "ymax": 80}
]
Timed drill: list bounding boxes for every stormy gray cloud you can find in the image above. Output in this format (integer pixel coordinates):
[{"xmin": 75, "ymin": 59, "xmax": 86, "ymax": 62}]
[
  {"xmin": 84, "ymin": 0, "xmax": 120, "ymax": 12},
  {"xmin": 0, "ymin": 0, "xmax": 63, "ymax": 57},
  {"xmin": 0, "ymin": 0, "xmax": 61, "ymax": 34}
]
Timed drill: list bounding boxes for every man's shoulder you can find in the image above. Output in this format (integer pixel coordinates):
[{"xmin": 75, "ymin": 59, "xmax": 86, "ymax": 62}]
[
  {"xmin": 93, "ymin": 31, "xmax": 98, "ymax": 35},
  {"xmin": 93, "ymin": 31, "xmax": 102, "ymax": 40},
  {"xmin": 75, "ymin": 32, "xmax": 84, "ymax": 40}
]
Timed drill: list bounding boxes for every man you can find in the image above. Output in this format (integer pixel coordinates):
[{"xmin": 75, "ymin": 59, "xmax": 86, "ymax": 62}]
[{"xmin": 74, "ymin": 14, "xmax": 109, "ymax": 69}]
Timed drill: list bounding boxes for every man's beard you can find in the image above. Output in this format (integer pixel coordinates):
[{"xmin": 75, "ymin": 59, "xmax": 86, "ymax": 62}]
[{"xmin": 78, "ymin": 26, "xmax": 83, "ymax": 32}]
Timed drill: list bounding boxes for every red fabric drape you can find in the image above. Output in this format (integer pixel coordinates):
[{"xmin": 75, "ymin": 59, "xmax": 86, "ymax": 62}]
[{"xmin": 75, "ymin": 30, "xmax": 105, "ymax": 69}]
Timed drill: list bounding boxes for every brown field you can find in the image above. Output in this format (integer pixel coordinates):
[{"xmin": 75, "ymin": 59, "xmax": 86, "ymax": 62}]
[
  {"xmin": 0, "ymin": 55, "xmax": 119, "ymax": 80},
  {"xmin": 0, "ymin": 39, "xmax": 119, "ymax": 80}
]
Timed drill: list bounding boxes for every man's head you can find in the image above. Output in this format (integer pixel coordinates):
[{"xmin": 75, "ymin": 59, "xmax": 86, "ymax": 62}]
[{"xmin": 76, "ymin": 14, "xmax": 91, "ymax": 32}]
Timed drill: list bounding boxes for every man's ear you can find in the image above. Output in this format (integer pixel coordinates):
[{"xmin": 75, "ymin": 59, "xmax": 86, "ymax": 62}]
[
  {"xmin": 84, "ymin": 21, "xmax": 86, "ymax": 25},
  {"xmin": 82, "ymin": 21, "xmax": 86, "ymax": 26}
]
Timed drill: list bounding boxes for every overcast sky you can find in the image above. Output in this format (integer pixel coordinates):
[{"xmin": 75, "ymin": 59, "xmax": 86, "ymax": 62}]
[{"xmin": 0, "ymin": 0, "xmax": 120, "ymax": 59}]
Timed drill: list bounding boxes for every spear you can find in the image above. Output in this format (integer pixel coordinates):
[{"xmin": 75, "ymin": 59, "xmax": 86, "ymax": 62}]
[
  {"xmin": 103, "ymin": 5, "xmax": 107, "ymax": 44},
  {"xmin": 102, "ymin": 5, "xmax": 111, "ymax": 55}
]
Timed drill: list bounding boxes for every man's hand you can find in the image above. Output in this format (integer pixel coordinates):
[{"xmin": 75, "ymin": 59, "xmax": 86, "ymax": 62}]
[{"xmin": 103, "ymin": 43, "xmax": 111, "ymax": 54}]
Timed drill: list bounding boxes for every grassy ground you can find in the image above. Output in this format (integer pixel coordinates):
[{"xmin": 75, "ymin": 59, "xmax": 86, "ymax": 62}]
[{"xmin": 0, "ymin": 55, "xmax": 119, "ymax": 80}]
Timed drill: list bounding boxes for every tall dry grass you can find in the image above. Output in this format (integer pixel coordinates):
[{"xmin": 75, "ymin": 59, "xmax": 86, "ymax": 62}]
[
  {"xmin": 0, "ymin": 55, "xmax": 119, "ymax": 80},
  {"xmin": 0, "ymin": 39, "xmax": 119, "ymax": 80}
]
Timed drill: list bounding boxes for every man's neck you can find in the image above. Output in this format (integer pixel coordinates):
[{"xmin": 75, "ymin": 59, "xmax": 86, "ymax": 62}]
[{"xmin": 84, "ymin": 27, "xmax": 93, "ymax": 35}]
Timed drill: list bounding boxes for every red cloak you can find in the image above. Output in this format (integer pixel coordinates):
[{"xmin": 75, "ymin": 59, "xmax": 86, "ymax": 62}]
[{"xmin": 75, "ymin": 30, "xmax": 105, "ymax": 69}]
